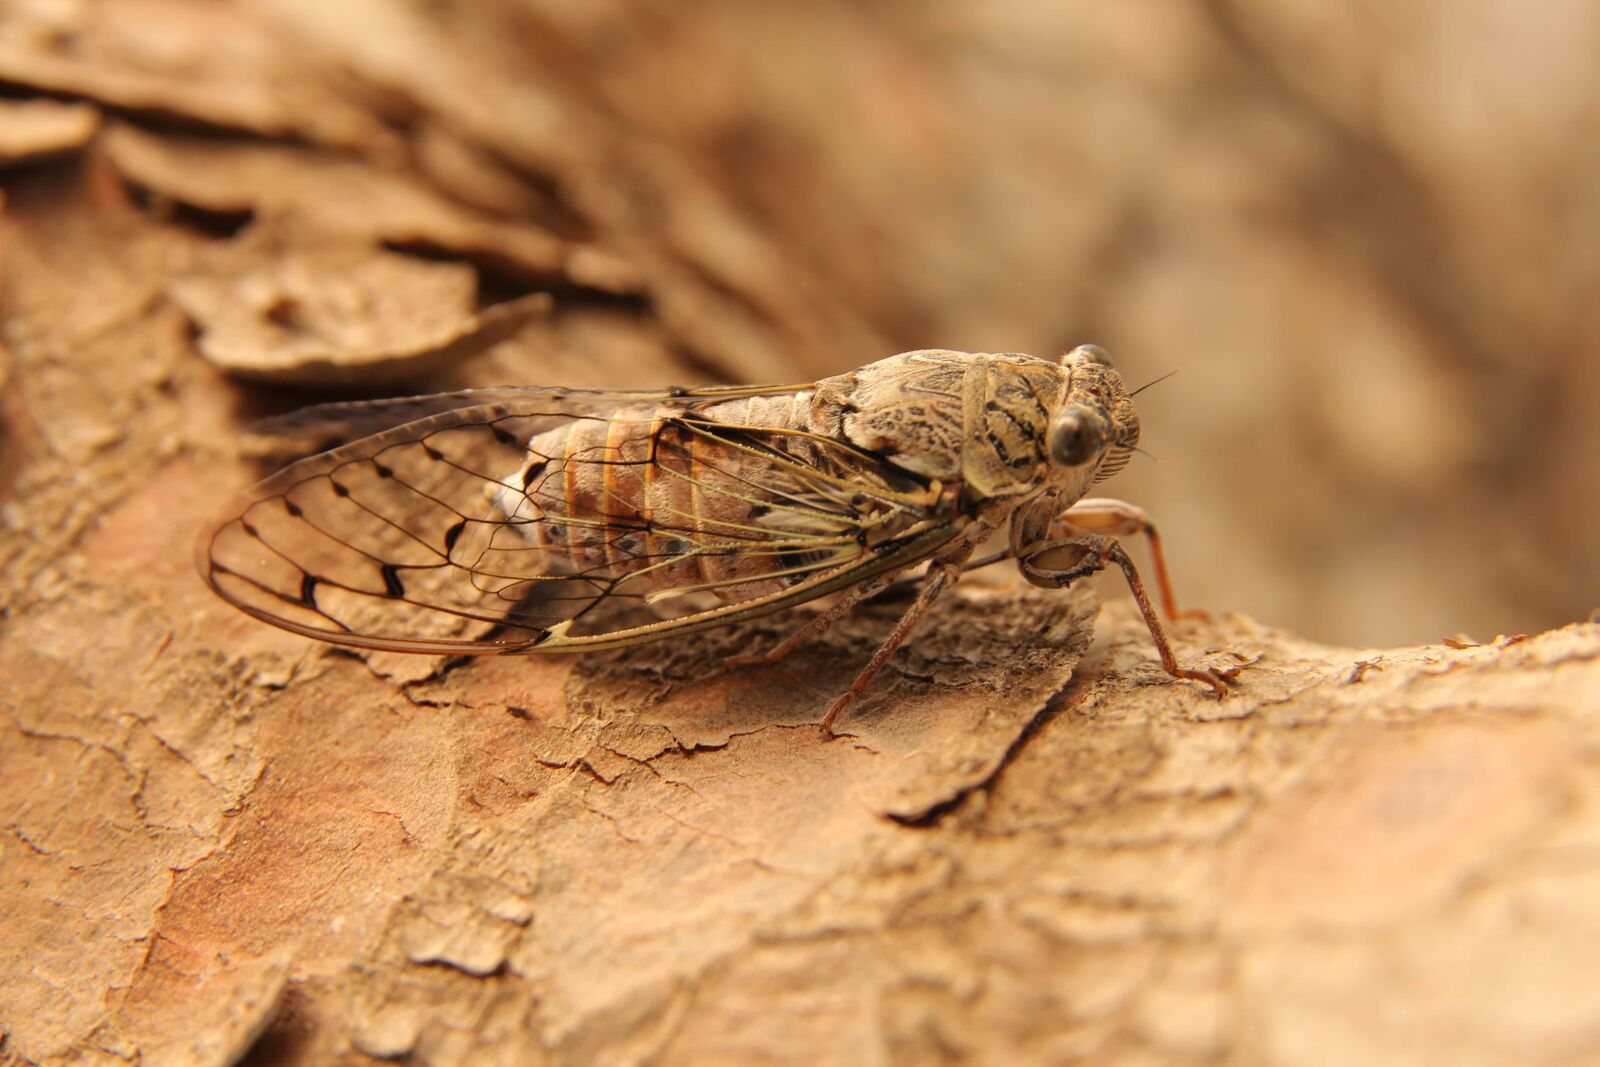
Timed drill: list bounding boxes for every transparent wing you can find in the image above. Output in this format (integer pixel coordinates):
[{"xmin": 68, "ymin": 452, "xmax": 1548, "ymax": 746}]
[
  {"xmin": 199, "ymin": 386, "xmax": 967, "ymax": 655},
  {"xmin": 243, "ymin": 382, "xmax": 810, "ymax": 451}
]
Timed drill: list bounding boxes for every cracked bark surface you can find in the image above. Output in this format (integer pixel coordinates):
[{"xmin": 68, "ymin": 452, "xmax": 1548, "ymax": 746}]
[
  {"xmin": 8, "ymin": 477, "xmax": 1600, "ymax": 1067},
  {"xmin": 3, "ymin": 3, "xmax": 1599, "ymax": 1065}
]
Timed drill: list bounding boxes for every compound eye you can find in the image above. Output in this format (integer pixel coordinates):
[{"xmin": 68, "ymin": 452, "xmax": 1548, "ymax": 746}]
[
  {"xmin": 1069, "ymin": 344, "xmax": 1115, "ymax": 368},
  {"xmin": 1049, "ymin": 407, "xmax": 1104, "ymax": 467}
]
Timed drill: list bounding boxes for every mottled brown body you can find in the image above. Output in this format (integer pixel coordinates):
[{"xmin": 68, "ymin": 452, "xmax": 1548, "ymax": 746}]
[
  {"xmin": 499, "ymin": 349, "xmax": 1128, "ymax": 604},
  {"xmin": 201, "ymin": 345, "xmax": 1234, "ymax": 731},
  {"xmin": 508, "ymin": 392, "xmax": 847, "ymax": 599}
]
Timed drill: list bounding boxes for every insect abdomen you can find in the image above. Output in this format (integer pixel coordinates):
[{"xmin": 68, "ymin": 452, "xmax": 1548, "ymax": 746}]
[{"xmin": 505, "ymin": 392, "xmax": 840, "ymax": 599}]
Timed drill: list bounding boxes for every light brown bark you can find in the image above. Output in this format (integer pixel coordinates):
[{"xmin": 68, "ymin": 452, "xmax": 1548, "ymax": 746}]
[{"xmin": 2, "ymin": 4, "xmax": 1598, "ymax": 1065}]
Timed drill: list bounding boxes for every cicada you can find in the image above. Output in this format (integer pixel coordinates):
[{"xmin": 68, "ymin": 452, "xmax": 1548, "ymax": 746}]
[{"xmin": 200, "ymin": 345, "xmax": 1234, "ymax": 732}]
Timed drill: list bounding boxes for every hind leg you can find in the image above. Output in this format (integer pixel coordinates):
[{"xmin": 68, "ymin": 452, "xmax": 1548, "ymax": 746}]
[
  {"xmin": 820, "ymin": 559, "xmax": 964, "ymax": 735},
  {"xmin": 724, "ymin": 572, "xmax": 896, "ymax": 670}
]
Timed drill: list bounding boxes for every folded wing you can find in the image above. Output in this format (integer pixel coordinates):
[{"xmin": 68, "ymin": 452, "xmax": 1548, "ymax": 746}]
[{"xmin": 200, "ymin": 386, "xmax": 966, "ymax": 654}]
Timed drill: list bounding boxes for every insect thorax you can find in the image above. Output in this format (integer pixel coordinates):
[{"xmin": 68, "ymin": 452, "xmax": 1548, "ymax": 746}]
[{"xmin": 814, "ymin": 350, "xmax": 1065, "ymax": 503}]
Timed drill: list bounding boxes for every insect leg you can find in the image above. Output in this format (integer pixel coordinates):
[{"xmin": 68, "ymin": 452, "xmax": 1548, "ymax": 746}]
[
  {"xmin": 821, "ymin": 558, "xmax": 964, "ymax": 735},
  {"xmin": 1018, "ymin": 534, "xmax": 1236, "ymax": 698},
  {"xmin": 1056, "ymin": 498, "xmax": 1183, "ymax": 620},
  {"xmin": 724, "ymin": 572, "xmax": 897, "ymax": 670},
  {"xmin": 1102, "ymin": 541, "xmax": 1237, "ymax": 697}
]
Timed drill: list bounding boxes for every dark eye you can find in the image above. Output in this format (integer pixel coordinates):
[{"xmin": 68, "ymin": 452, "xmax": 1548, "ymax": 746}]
[
  {"xmin": 1070, "ymin": 344, "xmax": 1114, "ymax": 368},
  {"xmin": 1049, "ymin": 408, "xmax": 1104, "ymax": 466}
]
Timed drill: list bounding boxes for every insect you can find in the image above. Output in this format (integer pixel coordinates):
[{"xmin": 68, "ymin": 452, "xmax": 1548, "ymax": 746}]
[{"xmin": 200, "ymin": 346, "xmax": 1236, "ymax": 732}]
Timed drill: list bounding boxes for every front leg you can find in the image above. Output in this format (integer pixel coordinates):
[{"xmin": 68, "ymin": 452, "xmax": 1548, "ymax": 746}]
[
  {"xmin": 1055, "ymin": 497, "xmax": 1186, "ymax": 620},
  {"xmin": 1017, "ymin": 532, "xmax": 1237, "ymax": 698}
]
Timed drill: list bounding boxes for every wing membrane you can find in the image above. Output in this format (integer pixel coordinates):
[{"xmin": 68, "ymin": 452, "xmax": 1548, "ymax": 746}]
[
  {"xmin": 200, "ymin": 387, "xmax": 966, "ymax": 655},
  {"xmin": 244, "ymin": 382, "xmax": 810, "ymax": 450}
]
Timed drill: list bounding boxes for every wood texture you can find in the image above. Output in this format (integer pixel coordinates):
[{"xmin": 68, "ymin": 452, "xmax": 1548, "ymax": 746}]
[{"xmin": 2, "ymin": 3, "xmax": 1597, "ymax": 1065}]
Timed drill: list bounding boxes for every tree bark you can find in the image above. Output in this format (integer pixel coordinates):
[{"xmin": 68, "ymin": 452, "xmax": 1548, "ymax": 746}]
[{"xmin": 2, "ymin": 4, "xmax": 1598, "ymax": 1066}]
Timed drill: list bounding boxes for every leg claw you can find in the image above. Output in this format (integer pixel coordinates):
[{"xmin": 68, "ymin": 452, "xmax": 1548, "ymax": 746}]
[
  {"xmin": 1178, "ymin": 662, "xmax": 1244, "ymax": 698},
  {"xmin": 819, "ymin": 696, "xmax": 851, "ymax": 737}
]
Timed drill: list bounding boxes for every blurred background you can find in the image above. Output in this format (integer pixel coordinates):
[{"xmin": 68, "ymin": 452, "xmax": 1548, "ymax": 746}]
[{"xmin": 3, "ymin": 0, "xmax": 1597, "ymax": 647}]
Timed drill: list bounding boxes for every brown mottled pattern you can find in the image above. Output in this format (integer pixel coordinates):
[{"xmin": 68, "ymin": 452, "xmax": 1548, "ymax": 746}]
[
  {"xmin": 516, "ymin": 392, "xmax": 834, "ymax": 601},
  {"xmin": 199, "ymin": 348, "xmax": 1141, "ymax": 655}
]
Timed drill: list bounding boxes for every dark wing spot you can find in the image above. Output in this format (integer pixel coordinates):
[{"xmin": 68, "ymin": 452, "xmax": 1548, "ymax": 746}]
[
  {"xmin": 330, "ymin": 480, "xmax": 350, "ymax": 498},
  {"xmin": 491, "ymin": 426, "xmax": 516, "ymax": 445},
  {"xmin": 521, "ymin": 460, "xmax": 548, "ymax": 490},
  {"xmin": 379, "ymin": 564, "xmax": 406, "ymax": 598},
  {"xmin": 422, "ymin": 443, "xmax": 444, "ymax": 461},
  {"xmin": 241, "ymin": 521, "xmax": 260, "ymax": 539},
  {"xmin": 506, "ymin": 627, "xmax": 553, "ymax": 650},
  {"xmin": 300, "ymin": 573, "xmax": 319, "ymax": 607},
  {"xmin": 443, "ymin": 520, "xmax": 466, "ymax": 553},
  {"xmin": 372, "ymin": 461, "xmax": 394, "ymax": 479},
  {"xmin": 284, "ymin": 499, "xmax": 302, "ymax": 518}
]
